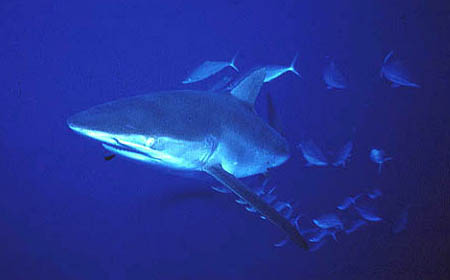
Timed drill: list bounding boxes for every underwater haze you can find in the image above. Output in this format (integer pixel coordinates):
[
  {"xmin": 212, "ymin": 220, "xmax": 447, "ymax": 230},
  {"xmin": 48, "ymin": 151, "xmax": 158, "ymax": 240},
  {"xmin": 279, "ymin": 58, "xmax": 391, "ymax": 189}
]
[{"xmin": 1, "ymin": 0, "xmax": 449, "ymax": 279}]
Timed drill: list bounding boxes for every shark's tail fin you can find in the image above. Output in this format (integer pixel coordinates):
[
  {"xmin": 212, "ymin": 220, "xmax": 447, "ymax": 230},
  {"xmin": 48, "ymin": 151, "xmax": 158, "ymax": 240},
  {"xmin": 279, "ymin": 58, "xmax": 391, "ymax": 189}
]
[
  {"xmin": 230, "ymin": 51, "xmax": 239, "ymax": 72},
  {"xmin": 288, "ymin": 53, "xmax": 302, "ymax": 78},
  {"xmin": 204, "ymin": 164, "xmax": 309, "ymax": 250}
]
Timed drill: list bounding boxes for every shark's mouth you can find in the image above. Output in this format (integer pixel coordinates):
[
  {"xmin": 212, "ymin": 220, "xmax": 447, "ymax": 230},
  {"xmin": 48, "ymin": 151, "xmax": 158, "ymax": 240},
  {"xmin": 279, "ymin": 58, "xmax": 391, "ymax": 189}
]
[
  {"xmin": 102, "ymin": 141, "xmax": 163, "ymax": 164},
  {"xmin": 69, "ymin": 123, "xmax": 217, "ymax": 170},
  {"xmin": 102, "ymin": 135, "xmax": 166, "ymax": 163},
  {"xmin": 102, "ymin": 136, "xmax": 201, "ymax": 170},
  {"xmin": 102, "ymin": 135, "xmax": 219, "ymax": 171}
]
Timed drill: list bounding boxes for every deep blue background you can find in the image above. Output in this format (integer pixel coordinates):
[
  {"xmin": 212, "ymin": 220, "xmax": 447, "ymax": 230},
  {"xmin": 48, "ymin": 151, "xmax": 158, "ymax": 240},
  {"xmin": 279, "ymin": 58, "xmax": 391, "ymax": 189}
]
[{"xmin": 1, "ymin": 0, "xmax": 449, "ymax": 279}]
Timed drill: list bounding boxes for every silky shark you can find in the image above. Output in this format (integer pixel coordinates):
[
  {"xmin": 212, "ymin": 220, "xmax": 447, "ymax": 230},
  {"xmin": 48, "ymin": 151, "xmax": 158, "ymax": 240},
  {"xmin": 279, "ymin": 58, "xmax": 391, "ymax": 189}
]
[{"xmin": 67, "ymin": 68, "xmax": 309, "ymax": 249}]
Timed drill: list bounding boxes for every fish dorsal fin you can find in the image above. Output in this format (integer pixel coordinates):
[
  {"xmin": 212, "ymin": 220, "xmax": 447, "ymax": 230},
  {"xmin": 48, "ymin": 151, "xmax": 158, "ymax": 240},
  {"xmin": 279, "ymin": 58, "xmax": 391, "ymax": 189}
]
[
  {"xmin": 384, "ymin": 50, "xmax": 394, "ymax": 64},
  {"xmin": 230, "ymin": 68, "xmax": 266, "ymax": 106}
]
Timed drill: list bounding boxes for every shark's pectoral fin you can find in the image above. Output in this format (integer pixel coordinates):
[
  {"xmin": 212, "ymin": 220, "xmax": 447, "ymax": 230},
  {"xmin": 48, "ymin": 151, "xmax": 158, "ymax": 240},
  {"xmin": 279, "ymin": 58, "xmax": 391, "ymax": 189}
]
[
  {"xmin": 230, "ymin": 68, "xmax": 266, "ymax": 107},
  {"xmin": 203, "ymin": 164, "xmax": 309, "ymax": 250}
]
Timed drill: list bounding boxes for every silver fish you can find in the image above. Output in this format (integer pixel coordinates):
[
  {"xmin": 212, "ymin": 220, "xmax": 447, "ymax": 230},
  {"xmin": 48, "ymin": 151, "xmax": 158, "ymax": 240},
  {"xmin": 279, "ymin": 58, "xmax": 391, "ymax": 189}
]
[
  {"xmin": 264, "ymin": 53, "xmax": 301, "ymax": 82},
  {"xmin": 211, "ymin": 185, "xmax": 232, "ymax": 194},
  {"xmin": 274, "ymin": 201, "xmax": 293, "ymax": 219},
  {"xmin": 313, "ymin": 213, "xmax": 344, "ymax": 230},
  {"xmin": 392, "ymin": 205, "xmax": 411, "ymax": 234},
  {"xmin": 332, "ymin": 141, "xmax": 353, "ymax": 167},
  {"xmin": 235, "ymin": 198, "xmax": 247, "ymax": 205},
  {"xmin": 309, "ymin": 239, "xmax": 328, "ymax": 252},
  {"xmin": 182, "ymin": 52, "xmax": 239, "ymax": 84},
  {"xmin": 323, "ymin": 61, "xmax": 347, "ymax": 90},
  {"xmin": 367, "ymin": 188, "xmax": 382, "ymax": 199},
  {"xmin": 354, "ymin": 206, "xmax": 382, "ymax": 222},
  {"xmin": 380, "ymin": 50, "xmax": 420, "ymax": 88},
  {"xmin": 337, "ymin": 194, "xmax": 361, "ymax": 210},
  {"xmin": 309, "ymin": 229, "xmax": 336, "ymax": 243},
  {"xmin": 274, "ymin": 238, "xmax": 289, "ymax": 247},
  {"xmin": 345, "ymin": 219, "xmax": 367, "ymax": 234},
  {"xmin": 370, "ymin": 148, "xmax": 392, "ymax": 174},
  {"xmin": 297, "ymin": 140, "xmax": 329, "ymax": 167},
  {"xmin": 260, "ymin": 186, "xmax": 277, "ymax": 204}
]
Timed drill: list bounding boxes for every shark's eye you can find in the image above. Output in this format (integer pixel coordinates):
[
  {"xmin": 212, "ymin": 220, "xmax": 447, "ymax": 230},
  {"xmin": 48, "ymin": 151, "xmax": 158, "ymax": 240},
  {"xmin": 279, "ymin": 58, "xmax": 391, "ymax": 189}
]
[{"xmin": 145, "ymin": 137, "xmax": 155, "ymax": 147}]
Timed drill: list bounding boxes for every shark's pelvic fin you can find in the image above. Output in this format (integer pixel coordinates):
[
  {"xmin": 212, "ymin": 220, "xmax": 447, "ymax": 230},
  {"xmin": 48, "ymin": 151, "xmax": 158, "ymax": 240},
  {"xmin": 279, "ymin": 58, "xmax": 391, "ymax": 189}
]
[
  {"xmin": 204, "ymin": 164, "xmax": 309, "ymax": 250},
  {"xmin": 230, "ymin": 68, "xmax": 266, "ymax": 107}
]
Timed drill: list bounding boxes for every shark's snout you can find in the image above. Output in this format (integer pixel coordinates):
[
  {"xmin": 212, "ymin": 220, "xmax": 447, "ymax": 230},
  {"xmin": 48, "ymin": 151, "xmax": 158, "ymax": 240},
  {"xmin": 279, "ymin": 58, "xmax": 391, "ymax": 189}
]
[
  {"xmin": 67, "ymin": 101, "xmax": 121, "ymax": 133},
  {"xmin": 67, "ymin": 112, "xmax": 86, "ymax": 134},
  {"xmin": 67, "ymin": 108, "xmax": 99, "ymax": 133},
  {"xmin": 66, "ymin": 108, "xmax": 117, "ymax": 145}
]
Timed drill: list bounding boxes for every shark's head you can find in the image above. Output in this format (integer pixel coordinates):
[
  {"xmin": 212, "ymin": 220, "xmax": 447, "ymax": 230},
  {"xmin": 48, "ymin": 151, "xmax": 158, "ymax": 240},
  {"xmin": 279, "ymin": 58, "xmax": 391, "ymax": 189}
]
[
  {"xmin": 68, "ymin": 98, "xmax": 154, "ymax": 162},
  {"xmin": 67, "ymin": 94, "xmax": 216, "ymax": 170}
]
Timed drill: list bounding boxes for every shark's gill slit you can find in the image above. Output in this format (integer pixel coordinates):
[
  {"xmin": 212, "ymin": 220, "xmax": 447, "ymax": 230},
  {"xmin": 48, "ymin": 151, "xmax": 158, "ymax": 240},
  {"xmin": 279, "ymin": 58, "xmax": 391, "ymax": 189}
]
[{"xmin": 200, "ymin": 135, "xmax": 218, "ymax": 167}]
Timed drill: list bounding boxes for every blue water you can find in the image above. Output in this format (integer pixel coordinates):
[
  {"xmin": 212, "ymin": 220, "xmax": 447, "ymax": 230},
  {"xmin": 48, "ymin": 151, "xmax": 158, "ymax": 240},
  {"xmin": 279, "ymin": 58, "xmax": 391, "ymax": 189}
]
[{"xmin": 1, "ymin": 0, "xmax": 449, "ymax": 279}]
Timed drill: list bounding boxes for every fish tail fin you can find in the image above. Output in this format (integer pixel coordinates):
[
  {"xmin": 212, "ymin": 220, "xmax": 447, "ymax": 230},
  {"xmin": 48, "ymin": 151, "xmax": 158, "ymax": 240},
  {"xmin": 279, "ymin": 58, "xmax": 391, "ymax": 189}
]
[
  {"xmin": 289, "ymin": 52, "xmax": 302, "ymax": 78},
  {"xmin": 230, "ymin": 51, "xmax": 239, "ymax": 72},
  {"xmin": 384, "ymin": 50, "xmax": 394, "ymax": 64},
  {"xmin": 273, "ymin": 238, "xmax": 289, "ymax": 247},
  {"xmin": 204, "ymin": 164, "xmax": 309, "ymax": 250},
  {"xmin": 331, "ymin": 232, "xmax": 337, "ymax": 241}
]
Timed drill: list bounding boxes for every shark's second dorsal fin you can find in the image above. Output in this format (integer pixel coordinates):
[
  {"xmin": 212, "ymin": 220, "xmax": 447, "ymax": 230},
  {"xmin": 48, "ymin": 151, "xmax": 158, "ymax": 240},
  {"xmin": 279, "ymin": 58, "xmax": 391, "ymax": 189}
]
[{"xmin": 230, "ymin": 68, "xmax": 266, "ymax": 107}]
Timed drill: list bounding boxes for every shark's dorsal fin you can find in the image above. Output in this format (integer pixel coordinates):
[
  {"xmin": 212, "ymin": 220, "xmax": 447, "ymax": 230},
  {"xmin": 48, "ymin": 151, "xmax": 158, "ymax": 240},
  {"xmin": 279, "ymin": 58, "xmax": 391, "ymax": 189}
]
[{"xmin": 230, "ymin": 68, "xmax": 266, "ymax": 106}]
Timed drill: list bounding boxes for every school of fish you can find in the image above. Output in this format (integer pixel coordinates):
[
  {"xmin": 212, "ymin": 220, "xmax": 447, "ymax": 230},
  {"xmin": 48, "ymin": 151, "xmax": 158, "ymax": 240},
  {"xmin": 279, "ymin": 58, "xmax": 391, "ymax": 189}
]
[{"xmin": 182, "ymin": 50, "xmax": 417, "ymax": 251}]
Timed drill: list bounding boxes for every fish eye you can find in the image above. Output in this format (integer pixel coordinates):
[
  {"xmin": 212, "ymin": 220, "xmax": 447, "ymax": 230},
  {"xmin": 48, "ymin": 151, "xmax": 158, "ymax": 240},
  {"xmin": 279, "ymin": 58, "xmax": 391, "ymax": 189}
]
[{"xmin": 145, "ymin": 137, "xmax": 155, "ymax": 147}]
